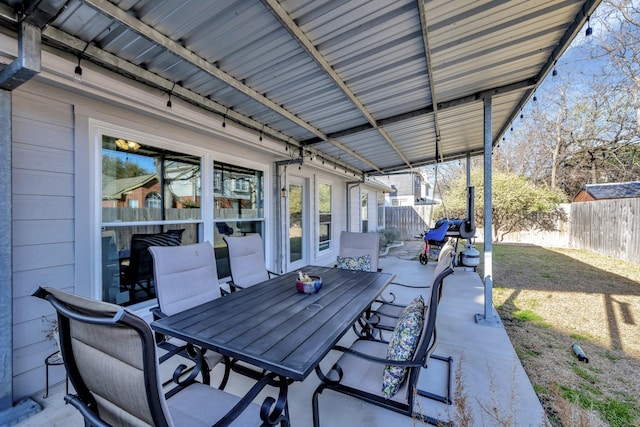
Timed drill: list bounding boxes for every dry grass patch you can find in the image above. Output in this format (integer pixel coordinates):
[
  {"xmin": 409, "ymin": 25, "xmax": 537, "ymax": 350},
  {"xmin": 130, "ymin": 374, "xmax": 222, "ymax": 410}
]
[{"xmin": 482, "ymin": 244, "xmax": 640, "ymax": 427}]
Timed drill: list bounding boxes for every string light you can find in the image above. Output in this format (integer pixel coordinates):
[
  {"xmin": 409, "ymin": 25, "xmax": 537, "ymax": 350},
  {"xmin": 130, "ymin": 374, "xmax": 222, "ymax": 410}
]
[
  {"xmin": 585, "ymin": 17, "xmax": 592, "ymax": 37},
  {"xmin": 73, "ymin": 43, "xmax": 90, "ymax": 83},
  {"xmin": 222, "ymin": 108, "xmax": 228, "ymax": 128},
  {"xmin": 74, "ymin": 57, "xmax": 83, "ymax": 82}
]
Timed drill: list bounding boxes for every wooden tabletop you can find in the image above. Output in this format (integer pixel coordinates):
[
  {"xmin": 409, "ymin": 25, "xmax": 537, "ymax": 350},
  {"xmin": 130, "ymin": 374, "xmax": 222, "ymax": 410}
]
[{"xmin": 151, "ymin": 266, "xmax": 394, "ymax": 381}]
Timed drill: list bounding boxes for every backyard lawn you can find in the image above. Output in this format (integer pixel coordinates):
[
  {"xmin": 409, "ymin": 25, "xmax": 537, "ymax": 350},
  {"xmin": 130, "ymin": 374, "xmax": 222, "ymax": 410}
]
[{"xmin": 484, "ymin": 244, "xmax": 640, "ymax": 427}]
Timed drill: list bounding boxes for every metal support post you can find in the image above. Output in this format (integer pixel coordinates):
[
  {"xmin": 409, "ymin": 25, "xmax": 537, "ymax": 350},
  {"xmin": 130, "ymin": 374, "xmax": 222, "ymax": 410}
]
[{"xmin": 475, "ymin": 95, "xmax": 501, "ymax": 326}]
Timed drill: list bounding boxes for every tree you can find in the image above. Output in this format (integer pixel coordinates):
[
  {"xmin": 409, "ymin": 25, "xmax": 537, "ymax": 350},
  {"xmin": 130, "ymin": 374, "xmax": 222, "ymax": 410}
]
[
  {"xmin": 494, "ymin": 1, "xmax": 640, "ymax": 197},
  {"xmin": 102, "ymin": 155, "xmax": 152, "ymax": 178},
  {"xmin": 435, "ymin": 169, "xmax": 566, "ymax": 242}
]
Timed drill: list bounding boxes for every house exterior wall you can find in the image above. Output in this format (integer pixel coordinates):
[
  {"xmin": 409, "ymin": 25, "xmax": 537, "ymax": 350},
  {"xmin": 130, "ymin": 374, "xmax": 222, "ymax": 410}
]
[
  {"xmin": 7, "ymin": 74, "xmax": 359, "ymax": 400},
  {"xmin": 12, "ymin": 89, "xmax": 76, "ymax": 398}
]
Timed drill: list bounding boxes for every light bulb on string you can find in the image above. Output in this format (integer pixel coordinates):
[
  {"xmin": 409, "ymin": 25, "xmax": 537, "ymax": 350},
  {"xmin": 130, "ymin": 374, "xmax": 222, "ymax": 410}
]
[{"xmin": 74, "ymin": 57, "xmax": 83, "ymax": 82}]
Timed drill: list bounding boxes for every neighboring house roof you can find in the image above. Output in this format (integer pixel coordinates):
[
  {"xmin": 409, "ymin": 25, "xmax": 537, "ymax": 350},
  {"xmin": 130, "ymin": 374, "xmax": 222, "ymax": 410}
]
[
  {"xmin": 573, "ymin": 181, "xmax": 640, "ymax": 202},
  {"xmin": 102, "ymin": 174, "xmax": 157, "ymax": 200},
  {"xmin": 364, "ymin": 177, "xmax": 394, "ymax": 193}
]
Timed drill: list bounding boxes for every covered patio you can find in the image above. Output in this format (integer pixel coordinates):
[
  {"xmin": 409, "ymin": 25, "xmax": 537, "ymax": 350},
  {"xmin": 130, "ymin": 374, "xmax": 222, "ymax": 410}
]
[
  {"xmin": 17, "ymin": 243, "xmax": 547, "ymax": 426},
  {"xmin": 0, "ymin": 0, "xmax": 600, "ymax": 424}
]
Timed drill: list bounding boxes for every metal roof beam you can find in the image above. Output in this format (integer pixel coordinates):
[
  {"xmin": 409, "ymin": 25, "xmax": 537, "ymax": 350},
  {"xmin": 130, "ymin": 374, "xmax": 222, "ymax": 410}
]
[
  {"xmin": 261, "ymin": 0, "xmax": 405, "ymax": 170},
  {"xmin": 365, "ymin": 147, "xmax": 485, "ymax": 176},
  {"xmin": 0, "ymin": 22, "xmax": 40, "ymax": 91},
  {"xmin": 302, "ymin": 78, "xmax": 536, "ymax": 145},
  {"xmin": 38, "ymin": 25, "xmax": 367, "ymax": 177},
  {"xmin": 80, "ymin": 0, "xmax": 329, "ymax": 142},
  {"xmin": 416, "ymin": 0, "xmax": 442, "ymax": 162}
]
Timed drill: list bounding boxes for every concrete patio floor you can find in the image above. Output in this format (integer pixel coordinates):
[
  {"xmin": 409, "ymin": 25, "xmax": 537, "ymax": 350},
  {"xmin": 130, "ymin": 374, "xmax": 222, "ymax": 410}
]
[{"xmin": 15, "ymin": 241, "xmax": 548, "ymax": 426}]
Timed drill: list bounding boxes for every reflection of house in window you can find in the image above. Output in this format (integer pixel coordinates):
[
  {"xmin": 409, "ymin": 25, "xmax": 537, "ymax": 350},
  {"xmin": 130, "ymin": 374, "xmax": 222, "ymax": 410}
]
[
  {"xmin": 145, "ymin": 192, "xmax": 161, "ymax": 208},
  {"xmin": 214, "ymin": 172, "xmax": 222, "ymax": 190},
  {"xmin": 128, "ymin": 199, "xmax": 139, "ymax": 208},
  {"xmin": 234, "ymin": 177, "xmax": 250, "ymax": 192}
]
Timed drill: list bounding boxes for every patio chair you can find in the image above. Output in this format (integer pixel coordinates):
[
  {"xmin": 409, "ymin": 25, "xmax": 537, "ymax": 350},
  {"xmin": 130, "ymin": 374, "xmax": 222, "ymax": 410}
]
[
  {"xmin": 312, "ymin": 252, "xmax": 454, "ymax": 427},
  {"xmin": 336, "ymin": 231, "xmax": 380, "ymax": 272},
  {"xmin": 32, "ymin": 286, "xmax": 289, "ymax": 427},
  {"xmin": 120, "ymin": 229, "xmax": 184, "ymax": 302},
  {"xmin": 149, "ymin": 241, "xmax": 231, "ymax": 389},
  {"xmin": 369, "ymin": 243, "xmax": 456, "ymax": 331},
  {"xmin": 223, "ymin": 234, "xmax": 279, "ymax": 291}
]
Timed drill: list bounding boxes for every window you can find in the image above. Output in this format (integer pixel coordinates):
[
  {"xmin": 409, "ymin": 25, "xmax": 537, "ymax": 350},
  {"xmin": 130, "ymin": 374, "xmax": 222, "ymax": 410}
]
[
  {"xmin": 145, "ymin": 192, "xmax": 161, "ymax": 208},
  {"xmin": 318, "ymin": 183, "xmax": 332, "ymax": 251},
  {"xmin": 101, "ymin": 135, "xmax": 201, "ymax": 306},
  {"xmin": 213, "ymin": 161, "xmax": 265, "ymax": 278}
]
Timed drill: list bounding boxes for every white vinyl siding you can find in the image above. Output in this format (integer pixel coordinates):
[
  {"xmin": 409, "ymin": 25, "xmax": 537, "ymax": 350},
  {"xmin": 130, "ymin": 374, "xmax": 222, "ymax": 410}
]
[{"xmin": 11, "ymin": 89, "xmax": 75, "ymax": 398}]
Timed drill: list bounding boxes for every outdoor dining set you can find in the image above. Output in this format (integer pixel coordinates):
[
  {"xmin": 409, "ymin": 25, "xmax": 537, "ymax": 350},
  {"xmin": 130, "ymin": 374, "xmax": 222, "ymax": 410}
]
[{"xmin": 33, "ymin": 231, "xmax": 455, "ymax": 427}]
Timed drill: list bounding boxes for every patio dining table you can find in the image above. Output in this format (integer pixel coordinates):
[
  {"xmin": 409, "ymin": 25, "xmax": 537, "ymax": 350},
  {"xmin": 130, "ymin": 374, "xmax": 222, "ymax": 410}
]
[{"xmin": 151, "ymin": 265, "xmax": 394, "ymax": 390}]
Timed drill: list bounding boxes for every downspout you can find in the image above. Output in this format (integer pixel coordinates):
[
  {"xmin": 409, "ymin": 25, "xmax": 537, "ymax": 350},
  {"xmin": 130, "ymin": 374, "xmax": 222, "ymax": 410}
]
[
  {"xmin": 475, "ymin": 95, "xmax": 500, "ymax": 326},
  {"xmin": 275, "ymin": 160, "xmax": 298, "ymax": 273},
  {"xmin": 0, "ymin": 21, "xmax": 43, "ymax": 423},
  {"xmin": 346, "ymin": 181, "xmax": 363, "ymax": 232}
]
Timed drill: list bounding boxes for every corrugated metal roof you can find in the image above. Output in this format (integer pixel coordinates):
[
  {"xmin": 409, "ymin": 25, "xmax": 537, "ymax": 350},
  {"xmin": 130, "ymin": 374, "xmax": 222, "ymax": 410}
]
[{"xmin": 0, "ymin": 0, "xmax": 602, "ymax": 176}]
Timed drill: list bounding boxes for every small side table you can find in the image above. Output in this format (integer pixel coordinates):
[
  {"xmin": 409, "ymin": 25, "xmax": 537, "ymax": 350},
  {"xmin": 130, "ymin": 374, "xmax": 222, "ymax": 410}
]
[{"xmin": 43, "ymin": 351, "xmax": 68, "ymax": 399}]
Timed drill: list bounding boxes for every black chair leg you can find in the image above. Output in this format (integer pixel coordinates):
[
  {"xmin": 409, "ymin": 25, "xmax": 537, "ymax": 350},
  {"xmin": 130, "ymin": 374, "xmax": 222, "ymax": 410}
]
[
  {"xmin": 417, "ymin": 354, "xmax": 453, "ymax": 405},
  {"xmin": 218, "ymin": 357, "xmax": 232, "ymax": 390},
  {"xmin": 311, "ymin": 385, "xmax": 325, "ymax": 427}
]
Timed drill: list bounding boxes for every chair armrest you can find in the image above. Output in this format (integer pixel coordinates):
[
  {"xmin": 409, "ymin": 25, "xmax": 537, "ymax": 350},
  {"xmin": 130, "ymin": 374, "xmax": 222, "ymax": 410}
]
[
  {"xmin": 333, "ymin": 343, "xmax": 422, "ymax": 368},
  {"xmin": 388, "ymin": 281, "xmax": 430, "ymax": 289},
  {"xmin": 150, "ymin": 306, "xmax": 166, "ymax": 320},
  {"xmin": 64, "ymin": 395, "xmax": 111, "ymax": 427},
  {"xmin": 315, "ymin": 343, "xmax": 421, "ymax": 385},
  {"xmin": 227, "ymin": 281, "xmax": 247, "ymax": 293}
]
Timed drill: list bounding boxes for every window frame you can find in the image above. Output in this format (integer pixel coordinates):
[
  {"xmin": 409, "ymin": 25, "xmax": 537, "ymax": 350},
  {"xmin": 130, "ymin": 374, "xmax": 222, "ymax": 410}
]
[
  {"xmin": 318, "ymin": 181, "xmax": 332, "ymax": 253},
  {"xmin": 82, "ymin": 119, "xmax": 272, "ymax": 310}
]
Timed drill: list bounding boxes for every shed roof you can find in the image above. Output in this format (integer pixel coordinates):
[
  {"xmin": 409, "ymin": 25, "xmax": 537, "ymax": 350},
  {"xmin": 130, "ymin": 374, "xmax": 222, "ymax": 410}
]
[
  {"xmin": 0, "ymin": 0, "xmax": 601, "ymax": 176},
  {"xmin": 578, "ymin": 181, "xmax": 640, "ymax": 201}
]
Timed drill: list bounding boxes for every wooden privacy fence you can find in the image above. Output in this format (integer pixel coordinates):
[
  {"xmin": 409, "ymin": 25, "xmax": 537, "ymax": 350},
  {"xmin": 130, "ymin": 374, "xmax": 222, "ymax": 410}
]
[
  {"xmin": 384, "ymin": 206, "xmax": 435, "ymax": 240},
  {"xmin": 570, "ymin": 198, "xmax": 640, "ymax": 265}
]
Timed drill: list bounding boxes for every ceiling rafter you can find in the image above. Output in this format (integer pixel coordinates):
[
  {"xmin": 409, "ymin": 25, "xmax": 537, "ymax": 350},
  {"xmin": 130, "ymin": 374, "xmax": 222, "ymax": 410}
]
[
  {"xmin": 416, "ymin": 0, "xmax": 442, "ymax": 163},
  {"xmin": 80, "ymin": 0, "xmax": 330, "ymax": 142},
  {"xmin": 261, "ymin": 0, "xmax": 406, "ymax": 171},
  {"xmin": 301, "ymin": 78, "xmax": 537, "ymax": 145},
  {"xmin": 38, "ymin": 26, "xmax": 364, "ymax": 177}
]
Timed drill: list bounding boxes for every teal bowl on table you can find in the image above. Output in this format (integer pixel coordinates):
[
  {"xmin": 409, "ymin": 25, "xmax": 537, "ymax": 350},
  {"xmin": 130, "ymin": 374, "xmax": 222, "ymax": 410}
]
[{"xmin": 295, "ymin": 276, "xmax": 322, "ymax": 294}]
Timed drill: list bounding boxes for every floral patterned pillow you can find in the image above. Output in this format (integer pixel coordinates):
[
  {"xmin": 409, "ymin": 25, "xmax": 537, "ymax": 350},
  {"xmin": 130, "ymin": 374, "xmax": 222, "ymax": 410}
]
[
  {"xmin": 382, "ymin": 295, "xmax": 425, "ymax": 398},
  {"xmin": 336, "ymin": 254, "xmax": 371, "ymax": 272}
]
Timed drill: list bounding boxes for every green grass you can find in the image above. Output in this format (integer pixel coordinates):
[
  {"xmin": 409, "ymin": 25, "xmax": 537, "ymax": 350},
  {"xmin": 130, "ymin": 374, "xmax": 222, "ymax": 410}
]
[
  {"xmin": 559, "ymin": 386, "xmax": 638, "ymax": 427},
  {"xmin": 571, "ymin": 364, "xmax": 599, "ymax": 383},
  {"xmin": 570, "ymin": 333, "xmax": 592, "ymax": 342},
  {"xmin": 533, "ymin": 384, "xmax": 551, "ymax": 395},
  {"xmin": 603, "ymin": 350, "xmax": 622, "ymax": 362},
  {"xmin": 483, "ymin": 243, "xmax": 640, "ymax": 426},
  {"xmin": 512, "ymin": 308, "xmax": 551, "ymax": 328}
]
